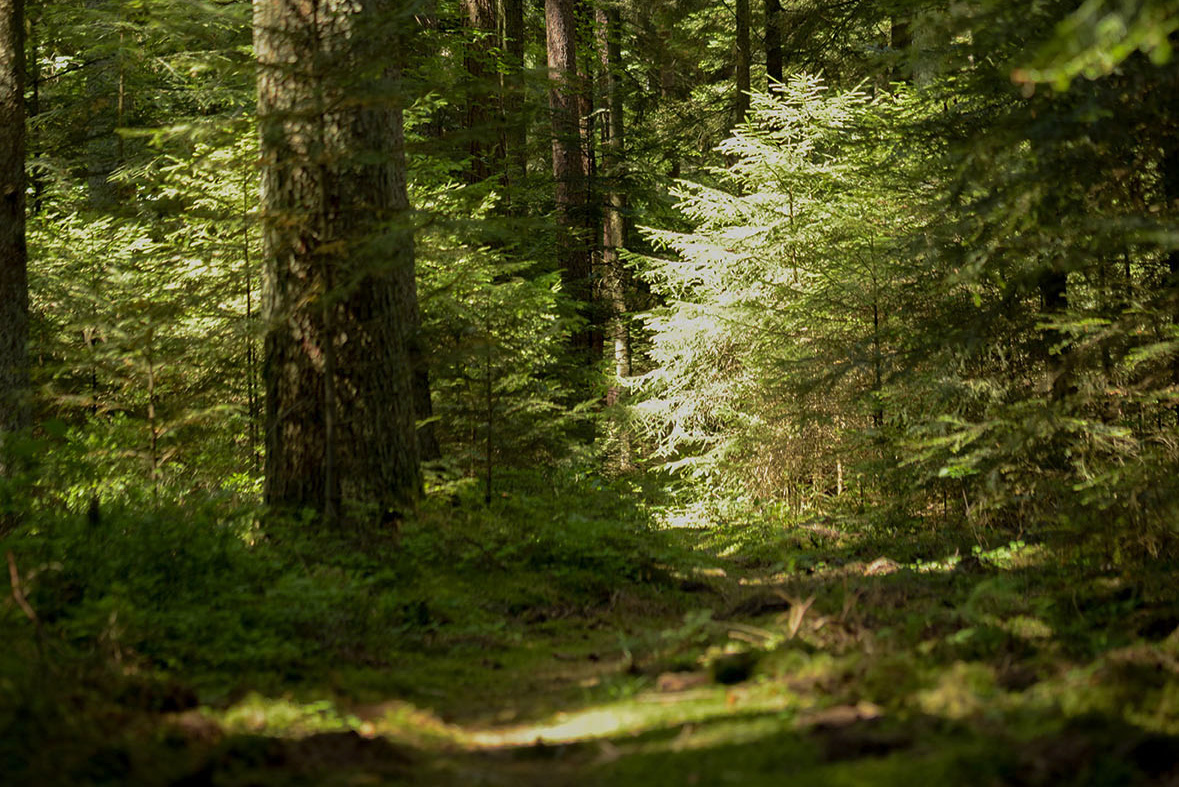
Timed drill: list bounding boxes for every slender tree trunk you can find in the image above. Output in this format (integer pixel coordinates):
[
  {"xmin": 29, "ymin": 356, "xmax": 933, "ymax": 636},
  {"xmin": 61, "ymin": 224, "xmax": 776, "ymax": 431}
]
[
  {"xmin": 545, "ymin": 0, "xmax": 591, "ymax": 347},
  {"xmin": 83, "ymin": 0, "xmax": 125, "ymax": 209},
  {"xmin": 597, "ymin": 5, "xmax": 628, "ymax": 394},
  {"xmin": 597, "ymin": 3, "xmax": 631, "ymax": 467},
  {"xmin": 890, "ymin": 15, "xmax": 911, "ymax": 83},
  {"xmin": 256, "ymin": 0, "xmax": 422, "ymax": 523},
  {"xmin": 0, "ymin": 0, "xmax": 28, "ymax": 444},
  {"xmin": 1040, "ymin": 268, "xmax": 1071, "ymax": 402},
  {"xmin": 735, "ymin": 0, "xmax": 751, "ymax": 123},
  {"xmin": 25, "ymin": 2, "xmax": 41, "ymax": 213},
  {"xmin": 502, "ymin": 0, "xmax": 527, "ymax": 198},
  {"xmin": 463, "ymin": 0, "xmax": 497, "ymax": 182},
  {"xmin": 765, "ymin": 0, "xmax": 782, "ymax": 86},
  {"xmin": 1162, "ymin": 142, "xmax": 1179, "ymax": 396}
]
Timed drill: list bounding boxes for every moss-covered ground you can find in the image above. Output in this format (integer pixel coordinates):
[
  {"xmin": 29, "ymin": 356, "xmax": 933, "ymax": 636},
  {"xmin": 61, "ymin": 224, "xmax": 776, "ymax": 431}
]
[{"xmin": 3, "ymin": 473, "xmax": 1179, "ymax": 785}]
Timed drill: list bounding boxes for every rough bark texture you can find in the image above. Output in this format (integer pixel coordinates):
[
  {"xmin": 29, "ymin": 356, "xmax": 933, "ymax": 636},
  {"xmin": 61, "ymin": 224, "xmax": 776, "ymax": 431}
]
[
  {"xmin": 735, "ymin": 0, "xmax": 751, "ymax": 123},
  {"xmin": 545, "ymin": 0, "xmax": 591, "ymax": 342},
  {"xmin": 255, "ymin": 0, "xmax": 421, "ymax": 522},
  {"xmin": 0, "ymin": 0, "xmax": 28, "ymax": 439},
  {"xmin": 764, "ymin": 0, "xmax": 782, "ymax": 85}
]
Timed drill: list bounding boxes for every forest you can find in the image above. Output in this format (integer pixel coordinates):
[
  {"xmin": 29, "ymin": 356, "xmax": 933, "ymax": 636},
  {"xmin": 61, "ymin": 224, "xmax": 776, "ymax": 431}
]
[{"xmin": 4, "ymin": 0, "xmax": 1179, "ymax": 784}]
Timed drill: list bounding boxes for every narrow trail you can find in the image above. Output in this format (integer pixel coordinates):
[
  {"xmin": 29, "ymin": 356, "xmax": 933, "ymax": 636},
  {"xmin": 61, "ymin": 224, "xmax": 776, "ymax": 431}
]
[{"xmin": 141, "ymin": 525, "xmax": 1179, "ymax": 786}]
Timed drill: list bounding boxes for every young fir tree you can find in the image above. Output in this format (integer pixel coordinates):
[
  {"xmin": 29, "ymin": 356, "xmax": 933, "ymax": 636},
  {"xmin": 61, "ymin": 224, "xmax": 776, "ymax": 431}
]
[{"xmin": 633, "ymin": 76, "xmax": 930, "ymax": 509}]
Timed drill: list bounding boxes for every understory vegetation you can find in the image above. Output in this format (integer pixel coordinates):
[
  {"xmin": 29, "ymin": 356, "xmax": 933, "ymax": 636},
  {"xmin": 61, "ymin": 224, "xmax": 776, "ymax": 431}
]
[{"xmin": 5, "ymin": 474, "xmax": 1179, "ymax": 785}]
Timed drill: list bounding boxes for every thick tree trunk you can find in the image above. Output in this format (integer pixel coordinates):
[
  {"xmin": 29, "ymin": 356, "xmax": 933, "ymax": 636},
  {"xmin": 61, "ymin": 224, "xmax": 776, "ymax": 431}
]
[
  {"xmin": 256, "ymin": 0, "xmax": 422, "ymax": 523},
  {"xmin": 735, "ymin": 0, "xmax": 751, "ymax": 123},
  {"xmin": 0, "ymin": 0, "xmax": 28, "ymax": 441},
  {"xmin": 545, "ymin": 0, "xmax": 591, "ymax": 346},
  {"xmin": 765, "ymin": 0, "xmax": 782, "ymax": 86}
]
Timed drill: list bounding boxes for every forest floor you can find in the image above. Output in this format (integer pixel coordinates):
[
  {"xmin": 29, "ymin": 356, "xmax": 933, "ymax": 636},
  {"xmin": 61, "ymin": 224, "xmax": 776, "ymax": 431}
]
[{"xmin": 5, "ymin": 477, "xmax": 1179, "ymax": 785}]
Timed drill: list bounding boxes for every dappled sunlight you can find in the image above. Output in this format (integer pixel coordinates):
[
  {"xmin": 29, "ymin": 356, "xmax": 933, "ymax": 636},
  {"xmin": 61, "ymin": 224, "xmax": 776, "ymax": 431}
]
[
  {"xmin": 464, "ymin": 680, "xmax": 799, "ymax": 749},
  {"xmin": 196, "ymin": 680, "xmax": 806, "ymax": 754}
]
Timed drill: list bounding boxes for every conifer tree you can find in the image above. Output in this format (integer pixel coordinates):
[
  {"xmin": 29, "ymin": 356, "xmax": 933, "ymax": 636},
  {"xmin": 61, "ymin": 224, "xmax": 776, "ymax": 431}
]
[
  {"xmin": 545, "ymin": 0, "xmax": 591, "ymax": 349},
  {"xmin": 255, "ymin": 0, "xmax": 422, "ymax": 524}
]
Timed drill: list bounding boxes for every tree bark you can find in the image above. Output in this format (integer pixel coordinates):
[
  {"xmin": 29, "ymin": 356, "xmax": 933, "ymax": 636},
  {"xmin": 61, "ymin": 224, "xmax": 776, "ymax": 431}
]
[
  {"xmin": 256, "ymin": 0, "xmax": 422, "ymax": 523},
  {"xmin": 735, "ymin": 0, "xmax": 751, "ymax": 123},
  {"xmin": 890, "ymin": 15, "xmax": 911, "ymax": 83},
  {"xmin": 463, "ymin": 0, "xmax": 497, "ymax": 182},
  {"xmin": 597, "ymin": 4, "xmax": 628, "ymax": 395},
  {"xmin": 1040, "ymin": 268, "xmax": 1071, "ymax": 402},
  {"xmin": 1162, "ymin": 140, "xmax": 1179, "ymax": 395},
  {"xmin": 545, "ymin": 0, "xmax": 591, "ymax": 346},
  {"xmin": 597, "ymin": 3, "xmax": 631, "ymax": 467},
  {"xmin": 502, "ymin": 0, "xmax": 527, "ymax": 198},
  {"xmin": 765, "ymin": 0, "xmax": 782, "ymax": 86},
  {"xmin": 0, "ymin": 0, "xmax": 28, "ymax": 441}
]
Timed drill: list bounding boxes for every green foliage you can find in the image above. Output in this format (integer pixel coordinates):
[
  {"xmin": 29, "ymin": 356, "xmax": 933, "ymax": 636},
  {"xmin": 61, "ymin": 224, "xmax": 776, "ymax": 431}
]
[
  {"xmin": 1017, "ymin": 0, "xmax": 1179, "ymax": 89},
  {"xmin": 632, "ymin": 75, "xmax": 931, "ymax": 512},
  {"xmin": 411, "ymin": 179, "xmax": 585, "ymax": 473}
]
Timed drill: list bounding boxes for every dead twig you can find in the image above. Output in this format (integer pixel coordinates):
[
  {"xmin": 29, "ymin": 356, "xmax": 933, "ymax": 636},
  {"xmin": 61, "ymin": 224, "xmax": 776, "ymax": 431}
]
[{"xmin": 7, "ymin": 550, "xmax": 47, "ymax": 666}]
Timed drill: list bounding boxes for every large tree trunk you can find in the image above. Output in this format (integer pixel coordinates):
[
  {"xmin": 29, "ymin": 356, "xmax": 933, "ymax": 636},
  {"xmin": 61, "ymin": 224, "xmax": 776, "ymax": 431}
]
[
  {"xmin": 256, "ymin": 0, "xmax": 422, "ymax": 524},
  {"xmin": 545, "ymin": 0, "xmax": 591, "ymax": 346},
  {"xmin": 765, "ymin": 0, "xmax": 782, "ymax": 85},
  {"xmin": 734, "ymin": 0, "xmax": 751, "ymax": 123},
  {"xmin": 0, "ymin": 0, "xmax": 28, "ymax": 442}
]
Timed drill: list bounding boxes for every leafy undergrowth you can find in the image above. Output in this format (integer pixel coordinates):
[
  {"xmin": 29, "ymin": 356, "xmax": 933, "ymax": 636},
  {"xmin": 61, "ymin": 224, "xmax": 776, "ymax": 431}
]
[{"xmin": 3, "ymin": 479, "xmax": 1179, "ymax": 785}]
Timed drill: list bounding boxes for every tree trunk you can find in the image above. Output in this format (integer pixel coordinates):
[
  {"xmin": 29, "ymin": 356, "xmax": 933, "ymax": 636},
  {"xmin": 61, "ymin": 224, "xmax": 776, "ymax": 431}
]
[
  {"xmin": 1159, "ymin": 138, "xmax": 1179, "ymax": 408},
  {"xmin": 765, "ymin": 0, "xmax": 782, "ymax": 86},
  {"xmin": 256, "ymin": 0, "xmax": 422, "ymax": 523},
  {"xmin": 735, "ymin": 0, "xmax": 751, "ymax": 123},
  {"xmin": 0, "ymin": 0, "xmax": 28, "ymax": 441},
  {"xmin": 463, "ymin": 0, "xmax": 497, "ymax": 182},
  {"xmin": 890, "ymin": 16, "xmax": 911, "ymax": 83},
  {"xmin": 502, "ymin": 0, "xmax": 527, "ymax": 199},
  {"xmin": 597, "ymin": 4, "xmax": 631, "ymax": 467},
  {"xmin": 545, "ymin": 0, "xmax": 591, "ymax": 346},
  {"xmin": 83, "ymin": 0, "xmax": 126, "ymax": 209},
  {"xmin": 597, "ymin": 5, "xmax": 628, "ymax": 394},
  {"xmin": 1040, "ymin": 268, "xmax": 1072, "ymax": 402}
]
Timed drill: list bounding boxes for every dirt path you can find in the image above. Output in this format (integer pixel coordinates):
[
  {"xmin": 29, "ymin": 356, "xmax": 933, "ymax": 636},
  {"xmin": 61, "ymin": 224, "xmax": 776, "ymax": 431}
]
[{"xmin": 77, "ymin": 527, "xmax": 1179, "ymax": 785}]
